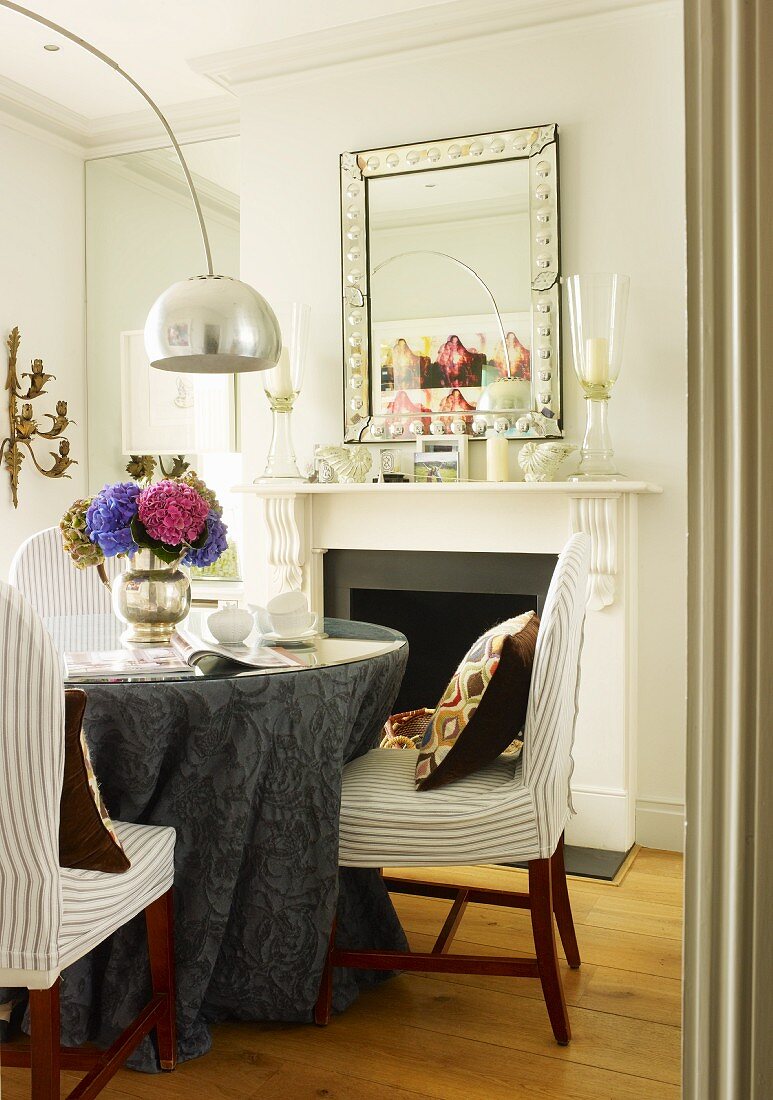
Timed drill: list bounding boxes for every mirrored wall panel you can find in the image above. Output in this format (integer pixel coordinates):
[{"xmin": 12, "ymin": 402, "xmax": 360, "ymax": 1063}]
[
  {"xmin": 85, "ymin": 136, "xmax": 243, "ymax": 581},
  {"xmin": 341, "ymin": 124, "xmax": 561, "ymax": 442}
]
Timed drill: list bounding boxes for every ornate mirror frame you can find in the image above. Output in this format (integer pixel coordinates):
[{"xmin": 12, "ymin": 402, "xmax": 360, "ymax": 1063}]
[{"xmin": 340, "ymin": 123, "xmax": 561, "ymax": 444}]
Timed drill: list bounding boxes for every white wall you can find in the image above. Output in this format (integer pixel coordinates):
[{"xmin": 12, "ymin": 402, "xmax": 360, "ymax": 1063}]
[
  {"xmin": 240, "ymin": 5, "xmax": 687, "ymax": 848},
  {"xmin": 0, "ymin": 122, "xmax": 87, "ymax": 581}
]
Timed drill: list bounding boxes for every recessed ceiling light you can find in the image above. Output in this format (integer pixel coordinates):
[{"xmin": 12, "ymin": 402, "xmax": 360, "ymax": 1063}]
[{"xmin": 43, "ymin": 43, "xmax": 60, "ymax": 51}]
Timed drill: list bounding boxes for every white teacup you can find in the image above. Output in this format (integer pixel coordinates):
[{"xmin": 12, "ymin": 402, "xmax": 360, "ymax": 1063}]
[{"xmin": 251, "ymin": 591, "xmax": 318, "ymax": 637}]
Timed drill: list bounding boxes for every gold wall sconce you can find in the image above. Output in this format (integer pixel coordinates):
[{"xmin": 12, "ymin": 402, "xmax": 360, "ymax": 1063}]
[{"xmin": 1, "ymin": 327, "xmax": 76, "ymax": 508}]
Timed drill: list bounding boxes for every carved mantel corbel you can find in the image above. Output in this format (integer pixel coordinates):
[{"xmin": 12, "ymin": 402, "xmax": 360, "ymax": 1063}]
[
  {"xmin": 569, "ymin": 493, "xmax": 619, "ymax": 611},
  {"xmin": 262, "ymin": 492, "xmax": 305, "ymax": 593}
]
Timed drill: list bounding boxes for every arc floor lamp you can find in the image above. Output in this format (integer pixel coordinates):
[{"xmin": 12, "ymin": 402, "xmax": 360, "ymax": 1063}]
[{"xmin": 0, "ymin": 0, "xmax": 281, "ymax": 375}]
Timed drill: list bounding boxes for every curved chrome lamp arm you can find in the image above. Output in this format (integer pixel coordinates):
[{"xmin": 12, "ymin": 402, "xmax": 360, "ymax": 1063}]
[
  {"xmin": 0, "ymin": 0, "xmax": 213, "ymax": 276},
  {"xmin": 371, "ymin": 249, "xmax": 512, "ymax": 377}
]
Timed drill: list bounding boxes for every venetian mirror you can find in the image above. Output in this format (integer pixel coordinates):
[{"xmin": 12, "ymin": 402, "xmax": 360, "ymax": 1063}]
[{"xmin": 340, "ymin": 124, "xmax": 562, "ymax": 443}]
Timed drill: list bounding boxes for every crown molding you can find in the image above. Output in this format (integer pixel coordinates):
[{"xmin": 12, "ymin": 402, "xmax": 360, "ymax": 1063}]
[
  {"xmin": 0, "ymin": 72, "xmax": 87, "ymax": 155},
  {"xmin": 191, "ymin": 0, "xmax": 679, "ymax": 92},
  {"xmin": 0, "ymin": 74, "xmax": 239, "ymax": 158},
  {"xmin": 120, "ymin": 150, "xmax": 239, "ymax": 221},
  {"xmin": 100, "ymin": 156, "xmax": 239, "ymax": 232},
  {"xmin": 84, "ymin": 96, "xmax": 239, "ymax": 159}
]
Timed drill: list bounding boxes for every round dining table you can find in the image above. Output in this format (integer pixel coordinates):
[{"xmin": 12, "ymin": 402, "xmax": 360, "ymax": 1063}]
[{"xmin": 9, "ymin": 614, "xmax": 409, "ymax": 1071}]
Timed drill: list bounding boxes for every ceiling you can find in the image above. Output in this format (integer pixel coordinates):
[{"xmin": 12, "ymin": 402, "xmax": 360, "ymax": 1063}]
[{"xmin": 0, "ymin": 0, "xmax": 452, "ymax": 121}]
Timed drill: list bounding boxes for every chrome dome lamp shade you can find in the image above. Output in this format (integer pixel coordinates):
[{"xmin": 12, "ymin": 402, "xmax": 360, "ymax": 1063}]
[
  {"xmin": 476, "ymin": 375, "xmax": 532, "ymax": 412},
  {"xmin": 2, "ymin": 0, "xmax": 281, "ymax": 377},
  {"xmin": 145, "ymin": 275, "xmax": 281, "ymax": 374}
]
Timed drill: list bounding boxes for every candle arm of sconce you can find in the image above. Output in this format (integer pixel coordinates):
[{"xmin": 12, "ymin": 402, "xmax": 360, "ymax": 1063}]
[
  {"xmin": 15, "ymin": 436, "xmax": 76, "ymax": 478},
  {"xmin": 35, "ymin": 413, "xmax": 73, "ymax": 439}
]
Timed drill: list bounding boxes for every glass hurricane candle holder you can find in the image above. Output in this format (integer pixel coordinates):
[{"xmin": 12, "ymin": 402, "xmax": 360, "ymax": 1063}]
[
  {"xmin": 565, "ymin": 273, "xmax": 630, "ymax": 480},
  {"xmin": 259, "ymin": 302, "xmax": 310, "ymax": 480}
]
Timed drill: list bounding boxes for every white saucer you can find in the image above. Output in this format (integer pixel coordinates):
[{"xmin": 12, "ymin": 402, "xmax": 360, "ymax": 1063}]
[{"xmin": 258, "ymin": 628, "xmax": 327, "ymax": 647}]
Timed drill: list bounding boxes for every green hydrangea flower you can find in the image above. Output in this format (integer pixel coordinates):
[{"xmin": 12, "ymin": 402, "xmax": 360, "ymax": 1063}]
[{"xmin": 60, "ymin": 497, "xmax": 105, "ymax": 570}]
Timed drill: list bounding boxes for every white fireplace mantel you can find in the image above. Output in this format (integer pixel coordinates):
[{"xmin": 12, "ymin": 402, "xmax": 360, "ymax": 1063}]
[
  {"xmin": 236, "ymin": 479, "xmax": 661, "ymax": 852},
  {"xmin": 237, "ymin": 481, "xmax": 660, "ymax": 613}
]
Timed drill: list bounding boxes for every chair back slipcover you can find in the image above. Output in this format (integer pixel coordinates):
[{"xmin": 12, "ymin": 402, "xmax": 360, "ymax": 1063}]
[
  {"xmin": 0, "ymin": 580, "xmax": 63, "ymax": 973},
  {"xmin": 522, "ymin": 532, "xmax": 590, "ymax": 856},
  {"xmin": 9, "ymin": 526, "xmax": 122, "ymax": 617}
]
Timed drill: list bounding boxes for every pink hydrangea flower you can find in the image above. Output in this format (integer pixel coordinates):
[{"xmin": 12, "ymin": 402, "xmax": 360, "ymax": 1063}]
[{"xmin": 137, "ymin": 480, "xmax": 210, "ymax": 547}]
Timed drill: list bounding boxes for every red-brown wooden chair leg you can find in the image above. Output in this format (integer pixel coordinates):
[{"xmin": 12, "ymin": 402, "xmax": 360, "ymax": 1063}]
[
  {"xmin": 145, "ymin": 888, "xmax": 177, "ymax": 1071},
  {"xmin": 29, "ymin": 981, "xmax": 60, "ymax": 1100},
  {"xmin": 551, "ymin": 835, "xmax": 581, "ymax": 969},
  {"xmin": 314, "ymin": 918, "xmax": 336, "ymax": 1027},
  {"xmin": 529, "ymin": 857, "xmax": 571, "ymax": 1045}
]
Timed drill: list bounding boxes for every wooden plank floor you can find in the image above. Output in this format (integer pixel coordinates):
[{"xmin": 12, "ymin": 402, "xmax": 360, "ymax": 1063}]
[{"xmin": 0, "ymin": 848, "xmax": 682, "ymax": 1099}]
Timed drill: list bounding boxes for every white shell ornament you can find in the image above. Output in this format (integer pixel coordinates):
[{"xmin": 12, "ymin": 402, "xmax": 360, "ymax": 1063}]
[
  {"xmin": 315, "ymin": 445, "xmax": 373, "ymax": 483},
  {"xmin": 517, "ymin": 441, "xmax": 577, "ymax": 482}
]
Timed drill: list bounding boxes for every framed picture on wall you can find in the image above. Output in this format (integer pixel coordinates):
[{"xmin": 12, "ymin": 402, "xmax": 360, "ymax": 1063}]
[{"xmin": 120, "ymin": 330, "xmax": 237, "ymax": 456}]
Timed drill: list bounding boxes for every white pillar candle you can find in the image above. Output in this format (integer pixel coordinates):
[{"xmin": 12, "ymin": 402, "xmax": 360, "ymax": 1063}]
[
  {"xmin": 486, "ymin": 436, "xmax": 509, "ymax": 482},
  {"xmin": 585, "ymin": 336, "xmax": 610, "ymax": 384},
  {"xmin": 266, "ymin": 346, "xmax": 294, "ymax": 399}
]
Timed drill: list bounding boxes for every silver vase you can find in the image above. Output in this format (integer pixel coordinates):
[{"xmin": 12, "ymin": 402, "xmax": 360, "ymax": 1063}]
[{"xmin": 110, "ymin": 549, "xmax": 191, "ymax": 645}]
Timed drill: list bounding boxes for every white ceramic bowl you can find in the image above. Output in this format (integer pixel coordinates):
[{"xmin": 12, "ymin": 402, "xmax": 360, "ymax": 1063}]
[{"xmin": 207, "ymin": 607, "xmax": 254, "ymax": 645}]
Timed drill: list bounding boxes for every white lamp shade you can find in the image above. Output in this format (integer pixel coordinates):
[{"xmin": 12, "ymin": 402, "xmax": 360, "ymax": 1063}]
[{"xmin": 145, "ymin": 274, "xmax": 282, "ymax": 374}]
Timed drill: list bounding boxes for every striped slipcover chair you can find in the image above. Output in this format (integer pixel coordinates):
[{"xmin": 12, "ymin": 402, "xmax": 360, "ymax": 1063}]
[
  {"xmin": 316, "ymin": 533, "xmax": 591, "ymax": 1046},
  {"xmin": 9, "ymin": 526, "xmax": 124, "ymax": 617},
  {"xmin": 0, "ymin": 581, "xmax": 177, "ymax": 1095}
]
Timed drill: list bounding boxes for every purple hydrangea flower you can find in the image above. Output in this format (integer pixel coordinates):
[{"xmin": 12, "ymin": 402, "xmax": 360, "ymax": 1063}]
[
  {"xmin": 86, "ymin": 481, "xmax": 140, "ymax": 557},
  {"xmin": 183, "ymin": 510, "xmax": 229, "ymax": 568}
]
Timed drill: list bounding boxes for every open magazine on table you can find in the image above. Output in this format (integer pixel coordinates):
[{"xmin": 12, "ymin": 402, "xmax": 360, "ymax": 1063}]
[{"xmin": 64, "ymin": 626, "xmax": 305, "ymax": 681}]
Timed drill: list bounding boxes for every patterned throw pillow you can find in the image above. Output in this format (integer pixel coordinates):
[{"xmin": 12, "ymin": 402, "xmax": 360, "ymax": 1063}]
[
  {"xmin": 60, "ymin": 689, "xmax": 131, "ymax": 872},
  {"xmin": 415, "ymin": 610, "xmax": 540, "ymax": 791}
]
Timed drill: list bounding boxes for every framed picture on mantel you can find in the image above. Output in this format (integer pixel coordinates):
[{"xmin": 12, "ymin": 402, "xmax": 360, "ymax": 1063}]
[
  {"xmin": 416, "ymin": 434, "xmax": 469, "ymax": 480},
  {"xmin": 413, "ymin": 451, "xmax": 460, "ymax": 484}
]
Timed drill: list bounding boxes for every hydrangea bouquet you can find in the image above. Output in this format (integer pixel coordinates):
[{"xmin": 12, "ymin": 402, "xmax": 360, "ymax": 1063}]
[{"xmin": 61, "ymin": 470, "xmax": 228, "ymax": 570}]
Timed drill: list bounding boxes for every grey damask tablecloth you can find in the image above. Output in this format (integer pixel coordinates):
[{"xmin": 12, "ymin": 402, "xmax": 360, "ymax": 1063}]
[{"xmin": 7, "ymin": 619, "xmax": 409, "ymax": 1071}]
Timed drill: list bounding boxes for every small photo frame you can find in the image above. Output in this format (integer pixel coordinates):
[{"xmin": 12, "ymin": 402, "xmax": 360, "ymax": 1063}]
[
  {"xmin": 413, "ymin": 451, "xmax": 460, "ymax": 484},
  {"xmin": 415, "ymin": 434, "xmax": 469, "ymax": 479}
]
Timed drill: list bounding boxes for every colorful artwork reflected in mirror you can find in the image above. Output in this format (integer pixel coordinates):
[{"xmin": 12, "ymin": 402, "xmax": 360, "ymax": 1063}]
[{"xmin": 374, "ymin": 314, "xmax": 532, "ymax": 430}]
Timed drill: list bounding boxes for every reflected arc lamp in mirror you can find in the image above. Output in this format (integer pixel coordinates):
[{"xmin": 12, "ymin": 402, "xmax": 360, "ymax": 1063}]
[{"xmin": 340, "ymin": 124, "xmax": 562, "ymax": 443}]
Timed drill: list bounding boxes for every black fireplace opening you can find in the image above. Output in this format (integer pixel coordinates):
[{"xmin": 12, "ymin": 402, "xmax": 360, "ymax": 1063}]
[
  {"xmin": 350, "ymin": 587, "xmax": 536, "ymax": 712},
  {"xmin": 324, "ymin": 549, "xmax": 557, "ymax": 714}
]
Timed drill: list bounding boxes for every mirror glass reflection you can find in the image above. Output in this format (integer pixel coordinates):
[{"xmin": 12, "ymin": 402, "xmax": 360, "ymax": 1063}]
[
  {"xmin": 367, "ymin": 159, "xmax": 532, "ymax": 421},
  {"xmin": 85, "ymin": 136, "xmax": 244, "ymax": 582}
]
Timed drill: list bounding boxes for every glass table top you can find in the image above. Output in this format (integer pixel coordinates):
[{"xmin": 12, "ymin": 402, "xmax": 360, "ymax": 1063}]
[{"xmin": 46, "ymin": 612, "xmax": 406, "ymax": 686}]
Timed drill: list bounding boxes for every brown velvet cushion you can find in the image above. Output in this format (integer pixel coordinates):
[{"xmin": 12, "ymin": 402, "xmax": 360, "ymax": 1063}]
[
  {"xmin": 60, "ymin": 689, "xmax": 130, "ymax": 873},
  {"xmin": 415, "ymin": 611, "xmax": 540, "ymax": 791}
]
